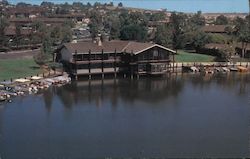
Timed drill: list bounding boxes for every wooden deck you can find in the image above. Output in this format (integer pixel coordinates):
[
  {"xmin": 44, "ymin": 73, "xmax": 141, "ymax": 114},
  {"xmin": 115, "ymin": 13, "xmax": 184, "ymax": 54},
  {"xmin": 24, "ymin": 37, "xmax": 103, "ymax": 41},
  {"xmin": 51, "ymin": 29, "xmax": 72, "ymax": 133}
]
[
  {"xmin": 76, "ymin": 68, "xmax": 120, "ymax": 75},
  {"xmin": 75, "ymin": 59, "xmax": 121, "ymax": 64}
]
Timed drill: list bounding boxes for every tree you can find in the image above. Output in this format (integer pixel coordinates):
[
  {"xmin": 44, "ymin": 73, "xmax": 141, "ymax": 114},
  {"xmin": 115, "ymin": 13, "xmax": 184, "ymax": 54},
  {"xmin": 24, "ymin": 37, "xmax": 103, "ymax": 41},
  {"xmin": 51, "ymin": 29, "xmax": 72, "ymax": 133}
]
[
  {"xmin": 118, "ymin": 11, "xmax": 148, "ymax": 42},
  {"xmin": 189, "ymin": 11, "xmax": 205, "ymax": 26},
  {"xmin": 0, "ymin": 17, "xmax": 9, "ymax": 48},
  {"xmin": 34, "ymin": 34, "xmax": 52, "ymax": 66},
  {"xmin": 94, "ymin": 2, "xmax": 101, "ymax": 8},
  {"xmin": 154, "ymin": 24, "xmax": 173, "ymax": 48},
  {"xmin": 150, "ymin": 12, "xmax": 166, "ymax": 21},
  {"xmin": 108, "ymin": 2, "xmax": 114, "ymax": 6},
  {"xmin": 170, "ymin": 12, "xmax": 188, "ymax": 49},
  {"xmin": 50, "ymin": 26, "xmax": 62, "ymax": 44},
  {"xmin": 88, "ymin": 10, "xmax": 103, "ymax": 38},
  {"xmin": 86, "ymin": 2, "xmax": 91, "ymax": 8},
  {"xmin": 0, "ymin": 0, "xmax": 9, "ymax": 6},
  {"xmin": 61, "ymin": 26, "xmax": 72, "ymax": 43},
  {"xmin": 118, "ymin": 2, "xmax": 123, "ymax": 7},
  {"xmin": 42, "ymin": 34, "xmax": 53, "ymax": 55},
  {"xmin": 32, "ymin": 20, "xmax": 46, "ymax": 33},
  {"xmin": 31, "ymin": 20, "xmax": 46, "ymax": 44},
  {"xmin": 215, "ymin": 15, "xmax": 228, "ymax": 25},
  {"xmin": 190, "ymin": 30, "xmax": 210, "ymax": 52},
  {"xmin": 238, "ymin": 24, "xmax": 250, "ymax": 58},
  {"xmin": 16, "ymin": 2, "xmax": 32, "ymax": 7},
  {"xmin": 72, "ymin": 2, "xmax": 83, "ymax": 8},
  {"xmin": 40, "ymin": 1, "xmax": 54, "ymax": 7},
  {"xmin": 120, "ymin": 24, "xmax": 147, "ymax": 42},
  {"xmin": 55, "ymin": 7, "xmax": 70, "ymax": 14},
  {"xmin": 13, "ymin": 25, "xmax": 22, "ymax": 49},
  {"xmin": 104, "ymin": 14, "xmax": 121, "ymax": 39}
]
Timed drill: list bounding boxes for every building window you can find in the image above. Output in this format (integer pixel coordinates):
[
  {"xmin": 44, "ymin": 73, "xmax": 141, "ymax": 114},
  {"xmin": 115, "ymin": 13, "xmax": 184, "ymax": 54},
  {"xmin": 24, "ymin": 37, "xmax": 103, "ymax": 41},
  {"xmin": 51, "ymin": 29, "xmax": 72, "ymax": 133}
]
[{"xmin": 153, "ymin": 49, "xmax": 158, "ymax": 57}]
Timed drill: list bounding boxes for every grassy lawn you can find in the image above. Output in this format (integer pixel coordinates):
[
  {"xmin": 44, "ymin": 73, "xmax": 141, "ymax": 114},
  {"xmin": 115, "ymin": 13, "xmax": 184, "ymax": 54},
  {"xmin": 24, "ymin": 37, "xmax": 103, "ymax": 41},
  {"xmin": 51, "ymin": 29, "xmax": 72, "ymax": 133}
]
[
  {"xmin": 0, "ymin": 59, "xmax": 41, "ymax": 82},
  {"xmin": 175, "ymin": 50, "xmax": 216, "ymax": 62}
]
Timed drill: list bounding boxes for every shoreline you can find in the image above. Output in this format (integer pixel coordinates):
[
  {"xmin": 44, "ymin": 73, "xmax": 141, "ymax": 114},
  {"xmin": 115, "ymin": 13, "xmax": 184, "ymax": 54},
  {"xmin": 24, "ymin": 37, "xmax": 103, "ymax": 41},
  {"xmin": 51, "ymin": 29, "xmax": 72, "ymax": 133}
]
[
  {"xmin": 0, "ymin": 73, "xmax": 71, "ymax": 103},
  {"xmin": 1, "ymin": 61, "xmax": 249, "ymax": 103}
]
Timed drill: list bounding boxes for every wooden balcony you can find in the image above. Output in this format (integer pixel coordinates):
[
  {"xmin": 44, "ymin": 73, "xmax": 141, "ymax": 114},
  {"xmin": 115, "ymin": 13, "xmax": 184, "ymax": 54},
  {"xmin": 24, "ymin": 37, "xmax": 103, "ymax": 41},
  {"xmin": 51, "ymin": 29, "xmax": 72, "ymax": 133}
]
[
  {"xmin": 74, "ymin": 59, "xmax": 121, "ymax": 64},
  {"xmin": 129, "ymin": 59, "xmax": 170, "ymax": 65},
  {"xmin": 76, "ymin": 68, "xmax": 120, "ymax": 75}
]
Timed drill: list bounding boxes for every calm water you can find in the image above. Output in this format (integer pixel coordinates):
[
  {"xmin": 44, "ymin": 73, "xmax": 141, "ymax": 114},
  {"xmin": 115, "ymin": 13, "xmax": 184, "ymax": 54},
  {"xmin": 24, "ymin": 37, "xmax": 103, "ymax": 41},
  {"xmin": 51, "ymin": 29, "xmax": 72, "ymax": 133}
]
[{"xmin": 0, "ymin": 73, "xmax": 249, "ymax": 158}]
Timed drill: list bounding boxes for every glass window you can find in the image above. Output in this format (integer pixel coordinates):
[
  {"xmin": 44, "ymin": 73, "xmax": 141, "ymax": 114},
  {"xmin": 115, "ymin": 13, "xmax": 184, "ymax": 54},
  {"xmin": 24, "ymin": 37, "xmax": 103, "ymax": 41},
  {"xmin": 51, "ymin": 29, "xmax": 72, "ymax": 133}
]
[{"xmin": 153, "ymin": 49, "xmax": 158, "ymax": 57}]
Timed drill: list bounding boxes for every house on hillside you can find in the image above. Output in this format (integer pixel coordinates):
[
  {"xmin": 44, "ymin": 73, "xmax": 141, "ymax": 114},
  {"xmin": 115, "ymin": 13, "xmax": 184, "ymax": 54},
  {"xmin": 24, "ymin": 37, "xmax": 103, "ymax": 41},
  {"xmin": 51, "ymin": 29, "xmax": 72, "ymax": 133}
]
[
  {"xmin": 55, "ymin": 39, "xmax": 176, "ymax": 78},
  {"xmin": 203, "ymin": 13, "xmax": 247, "ymax": 24},
  {"xmin": 236, "ymin": 44, "xmax": 250, "ymax": 58},
  {"xmin": 9, "ymin": 18, "xmax": 67, "ymax": 27},
  {"xmin": 48, "ymin": 13, "xmax": 86, "ymax": 23},
  {"xmin": 201, "ymin": 25, "xmax": 228, "ymax": 34},
  {"xmin": 6, "ymin": 7, "xmax": 47, "ymax": 18}
]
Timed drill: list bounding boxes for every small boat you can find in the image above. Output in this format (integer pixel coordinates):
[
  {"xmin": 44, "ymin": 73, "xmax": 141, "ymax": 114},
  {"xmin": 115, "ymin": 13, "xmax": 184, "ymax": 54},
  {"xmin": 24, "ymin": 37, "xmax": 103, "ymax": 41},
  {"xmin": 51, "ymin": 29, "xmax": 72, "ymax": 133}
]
[
  {"xmin": 222, "ymin": 67, "xmax": 230, "ymax": 72},
  {"xmin": 190, "ymin": 66, "xmax": 199, "ymax": 72},
  {"xmin": 0, "ymin": 96, "xmax": 6, "ymax": 102},
  {"xmin": 230, "ymin": 67, "xmax": 238, "ymax": 72},
  {"xmin": 237, "ymin": 66, "xmax": 248, "ymax": 72},
  {"xmin": 205, "ymin": 69, "xmax": 214, "ymax": 74},
  {"xmin": 214, "ymin": 68, "xmax": 221, "ymax": 73}
]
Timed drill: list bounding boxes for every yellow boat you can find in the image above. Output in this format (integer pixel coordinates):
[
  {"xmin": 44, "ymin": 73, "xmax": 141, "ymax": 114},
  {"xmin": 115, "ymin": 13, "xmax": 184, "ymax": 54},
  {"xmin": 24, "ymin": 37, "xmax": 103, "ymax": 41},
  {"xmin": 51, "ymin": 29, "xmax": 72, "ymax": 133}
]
[{"xmin": 237, "ymin": 66, "xmax": 248, "ymax": 72}]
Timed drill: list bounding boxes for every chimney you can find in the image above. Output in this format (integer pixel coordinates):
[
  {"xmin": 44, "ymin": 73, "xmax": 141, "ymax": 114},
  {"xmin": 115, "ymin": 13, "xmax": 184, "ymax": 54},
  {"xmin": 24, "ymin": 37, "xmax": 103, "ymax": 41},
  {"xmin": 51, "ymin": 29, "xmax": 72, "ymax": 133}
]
[{"xmin": 96, "ymin": 33, "xmax": 102, "ymax": 46}]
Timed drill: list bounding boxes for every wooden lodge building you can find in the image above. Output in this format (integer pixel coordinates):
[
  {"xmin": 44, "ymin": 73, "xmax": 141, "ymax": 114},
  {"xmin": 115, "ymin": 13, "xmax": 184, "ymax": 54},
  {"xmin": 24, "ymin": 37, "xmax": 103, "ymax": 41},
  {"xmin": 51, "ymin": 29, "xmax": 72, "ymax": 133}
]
[{"xmin": 55, "ymin": 39, "xmax": 176, "ymax": 79}]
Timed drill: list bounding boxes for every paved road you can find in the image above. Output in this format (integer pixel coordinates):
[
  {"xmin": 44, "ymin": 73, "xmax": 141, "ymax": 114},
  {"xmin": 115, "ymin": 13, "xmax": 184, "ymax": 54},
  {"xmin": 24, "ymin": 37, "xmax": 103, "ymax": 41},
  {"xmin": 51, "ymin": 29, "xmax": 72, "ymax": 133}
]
[{"xmin": 0, "ymin": 49, "xmax": 40, "ymax": 59}]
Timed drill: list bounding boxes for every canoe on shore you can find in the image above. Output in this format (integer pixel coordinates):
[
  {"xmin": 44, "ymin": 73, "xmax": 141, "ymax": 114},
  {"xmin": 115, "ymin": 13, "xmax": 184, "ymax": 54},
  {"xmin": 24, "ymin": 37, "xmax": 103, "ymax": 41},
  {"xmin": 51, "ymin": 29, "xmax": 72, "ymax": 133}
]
[
  {"xmin": 237, "ymin": 66, "xmax": 248, "ymax": 72},
  {"xmin": 230, "ymin": 67, "xmax": 238, "ymax": 72}
]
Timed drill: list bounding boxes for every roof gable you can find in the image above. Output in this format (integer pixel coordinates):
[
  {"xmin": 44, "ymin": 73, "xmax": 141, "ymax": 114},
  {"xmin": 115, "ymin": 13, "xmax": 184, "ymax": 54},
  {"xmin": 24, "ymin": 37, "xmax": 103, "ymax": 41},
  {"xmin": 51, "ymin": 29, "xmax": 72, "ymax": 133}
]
[{"xmin": 131, "ymin": 44, "xmax": 176, "ymax": 55}]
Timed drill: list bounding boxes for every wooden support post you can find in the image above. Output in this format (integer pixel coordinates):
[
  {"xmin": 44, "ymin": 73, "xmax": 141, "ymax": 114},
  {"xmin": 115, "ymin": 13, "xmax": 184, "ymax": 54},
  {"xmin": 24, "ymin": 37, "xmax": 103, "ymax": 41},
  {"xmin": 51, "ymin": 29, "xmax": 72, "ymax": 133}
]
[
  {"xmin": 74, "ymin": 50, "xmax": 78, "ymax": 80},
  {"xmin": 88, "ymin": 80, "xmax": 91, "ymax": 102},
  {"xmin": 172, "ymin": 52, "xmax": 175, "ymax": 73},
  {"xmin": 130, "ymin": 50, "xmax": 134, "ymax": 79},
  {"xmin": 88, "ymin": 49, "xmax": 91, "ymax": 80},
  {"xmin": 114, "ymin": 48, "xmax": 117, "ymax": 78},
  {"xmin": 102, "ymin": 49, "xmax": 104, "ymax": 79}
]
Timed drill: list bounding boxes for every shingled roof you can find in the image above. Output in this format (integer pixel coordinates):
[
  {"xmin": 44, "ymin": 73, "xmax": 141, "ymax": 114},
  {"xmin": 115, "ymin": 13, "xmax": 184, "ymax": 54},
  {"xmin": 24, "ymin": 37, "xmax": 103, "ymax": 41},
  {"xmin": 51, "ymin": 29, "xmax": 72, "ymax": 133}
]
[
  {"xmin": 60, "ymin": 40, "xmax": 176, "ymax": 54},
  {"xmin": 63, "ymin": 40, "xmax": 129, "ymax": 54}
]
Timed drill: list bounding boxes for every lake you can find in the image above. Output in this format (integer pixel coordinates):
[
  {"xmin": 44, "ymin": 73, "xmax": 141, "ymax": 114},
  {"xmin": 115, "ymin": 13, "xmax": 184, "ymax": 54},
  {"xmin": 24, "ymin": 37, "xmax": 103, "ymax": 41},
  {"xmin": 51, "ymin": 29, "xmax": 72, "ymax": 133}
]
[{"xmin": 0, "ymin": 73, "xmax": 249, "ymax": 158}]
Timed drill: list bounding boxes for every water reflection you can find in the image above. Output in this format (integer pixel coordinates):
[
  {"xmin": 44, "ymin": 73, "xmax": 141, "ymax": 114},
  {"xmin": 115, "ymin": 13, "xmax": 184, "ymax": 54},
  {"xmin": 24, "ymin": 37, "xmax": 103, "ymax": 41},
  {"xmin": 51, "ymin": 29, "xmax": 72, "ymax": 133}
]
[
  {"xmin": 0, "ymin": 73, "xmax": 249, "ymax": 158},
  {"xmin": 42, "ymin": 73, "xmax": 250, "ymax": 112},
  {"xmin": 186, "ymin": 73, "xmax": 250, "ymax": 95}
]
